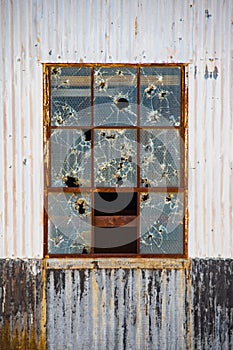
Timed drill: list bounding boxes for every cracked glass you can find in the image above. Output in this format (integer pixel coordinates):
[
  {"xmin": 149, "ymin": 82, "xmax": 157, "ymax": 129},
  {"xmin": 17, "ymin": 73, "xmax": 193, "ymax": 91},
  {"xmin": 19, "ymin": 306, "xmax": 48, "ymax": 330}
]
[
  {"xmin": 140, "ymin": 67, "xmax": 181, "ymax": 126},
  {"xmin": 140, "ymin": 129, "xmax": 180, "ymax": 188},
  {"xmin": 94, "ymin": 129, "xmax": 137, "ymax": 187},
  {"xmin": 50, "ymin": 129, "xmax": 91, "ymax": 187},
  {"xmin": 45, "ymin": 64, "xmax": 186, "ymax": 257},
  {"xmin": 50, "ymin": 67, "xmax": 91, "ymax": 126},
  {"xmin": 140, "ymin": 192, "xmax": 184, "ymax": 254},
  {"xmin": 94, "ymin": 67, "xmax": 137, "ymax": 126},
  {"xmin": 48, "ymin": 192, "xmax": 91, "ymax": 254}
]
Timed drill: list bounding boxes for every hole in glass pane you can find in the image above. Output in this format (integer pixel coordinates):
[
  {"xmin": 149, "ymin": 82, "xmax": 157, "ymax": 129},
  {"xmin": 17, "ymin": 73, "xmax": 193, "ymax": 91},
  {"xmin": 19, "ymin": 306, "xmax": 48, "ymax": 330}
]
[
  {"xmin": 114, "ymin": 97, "xmax": 129, "ymax": 110},
  {"xmin": 94, "ymin": 192, "xmax": 137, "ymax": 216}
]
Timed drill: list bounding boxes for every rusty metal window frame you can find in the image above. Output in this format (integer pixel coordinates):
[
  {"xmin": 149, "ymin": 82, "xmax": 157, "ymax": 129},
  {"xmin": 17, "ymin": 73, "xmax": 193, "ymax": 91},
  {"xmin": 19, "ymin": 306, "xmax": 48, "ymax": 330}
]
[{"xmin": 43, "ymin": 63, "xmax": 188, "ymax": 259}]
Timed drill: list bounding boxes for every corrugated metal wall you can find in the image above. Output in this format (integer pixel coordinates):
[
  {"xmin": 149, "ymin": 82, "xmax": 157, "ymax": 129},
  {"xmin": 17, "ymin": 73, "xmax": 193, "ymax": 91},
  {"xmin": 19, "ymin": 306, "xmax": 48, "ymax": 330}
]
[
  {"xmin": 0, "ymin": 0, "xmax": 232, "ymax": 258},
  {"xmin": 191, "ymin": 259, "xmax": 233, "ymax": 350},
  {"xmin": 45, "ymin": 259, "xmax": 232, "ymax": 349},
  {"xmin": 46, "ymin": 266, "xmax": 191, "ymax": 349},
  {"xmin": 0, "ymin": 260, "xmax": 45, "ymax": 349},
  {"xmin": 0, "ymin": 259, "xmax": 232, "ymax": 349},
  {"xmin": 0, "ymin": 2, "xmax": 232, "ymax": 348}
]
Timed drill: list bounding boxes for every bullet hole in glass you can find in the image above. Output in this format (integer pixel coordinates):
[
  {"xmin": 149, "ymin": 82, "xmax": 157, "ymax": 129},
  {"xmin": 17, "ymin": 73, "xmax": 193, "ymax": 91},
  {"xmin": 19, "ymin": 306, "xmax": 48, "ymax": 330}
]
[
  {"xmin": 84, "ymin": 130, "xmax": 91, "ymax": 141},
  {"xmin": 114, "ymin": 97, "xmax": 129, "ymax": 110},
  {"xmin": 145, "ymin": 85, "xmax": 156, "ymax": 98},
  {"xmin": 63, "ymin": 176, "xmax": 80, "ymax": 187},
  {"xmin": 74, "ymin": 199, "xmax": 88, "ymax": 214},
  {"xmin": 141, "ymin": 193, "xmax": 149, "ymax": 202}
]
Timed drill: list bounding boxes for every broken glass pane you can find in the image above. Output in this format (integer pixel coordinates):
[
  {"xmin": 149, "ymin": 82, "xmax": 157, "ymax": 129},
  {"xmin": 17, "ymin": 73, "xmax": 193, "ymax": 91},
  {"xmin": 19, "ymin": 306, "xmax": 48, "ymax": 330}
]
[
  {"xmin": 50, "ymin": 129, "xmax": 91, "ymax": 187},
  {"xmin": 140, "ymin": 67, "xmax": 181, "ymax": 126},
  {"xmin": 48, "ymin": 192, "xmax": 92, "ymax": 254},
  {"xmin": 93, "ymin": 67, "xmax": 137, "ymax": 126},
  {"xmin": 94, "ymin": 129, "xmax": 137, "ymax": 187},
  {"xmin": 140, "ymin": 192, "xmax": 184, "ymax": 254},
  {"xmin": 140, "ymin": 129, "xmax": 180, "ymax": 188},
  {"xmin": 50, "ymin": 67, "xmax": 91, "ymax": 126}
]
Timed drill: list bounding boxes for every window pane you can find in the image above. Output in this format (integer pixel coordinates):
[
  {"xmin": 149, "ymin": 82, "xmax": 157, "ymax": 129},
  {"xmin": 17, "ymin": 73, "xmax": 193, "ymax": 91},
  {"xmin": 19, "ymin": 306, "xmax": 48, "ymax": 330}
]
[
  {"xmin": 50, "ymin": 129, "xmax": 91, "ymax": 187},
  {"xmin": 48, "ymin": 193, "xmax": 92, "ymax": 254},
  {"xmin": 140, "ymin": 67, "xmax": 181, "ymax": 126},
  {"xmin": 93, "ymin": 67, "xmax": 137, "ymax": 126},
  {"xmin": 94, "ymin": 129, "xmax": 137, "ymax": 187},
  {"xmin": 140, "ymin": 192, "xmax": 184, "ymax": 254},
  {"xmin": 50, "ymin": 67, "xmax": 91, "ymax": 126},
  {"xmin": 140, "ymin": 129, "xmax": 181, "ymax": 188}
]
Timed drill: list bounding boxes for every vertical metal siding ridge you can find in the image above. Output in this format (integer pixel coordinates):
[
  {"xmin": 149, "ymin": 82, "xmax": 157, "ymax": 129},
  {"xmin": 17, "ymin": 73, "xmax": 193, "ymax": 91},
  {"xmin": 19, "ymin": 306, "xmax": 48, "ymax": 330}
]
[
  {"xmin": 2, "ymin": 0, "xmax": 14, "ymax": 257},
  {"xmin": 0, "ymin": 2, "xmax": 5, "ymax": 257},
  {"xmin": 46, "ymin": 268, "xmax": 190, "ymax": 349},
  {"xmin": 191, "ymin": 259, "xmax": 233, "ymax": 348},
  {"xmin": 0, "ymin": 259, "xmax": 45, "ymax": 348},
  {"xmin": 220, "ymin": 0, "xmax": 233, "ymax": 257},
  {"xmin": 13, "ymin": 1, "xmax": 24, "ymax": 257},
  {"xmin": 189, "ymin": 0, "xmax": 233, "ymax": 257}
]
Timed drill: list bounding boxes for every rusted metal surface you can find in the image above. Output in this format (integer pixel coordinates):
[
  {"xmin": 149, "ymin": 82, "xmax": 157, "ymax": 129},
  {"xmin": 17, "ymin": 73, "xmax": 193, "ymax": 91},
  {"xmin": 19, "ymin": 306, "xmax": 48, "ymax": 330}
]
[
  {"xmin": 0, "ymin": 259, "xmax": 232, "ymax": 349},
  {"xmin": 45, "ymin": 259, "xmax": 233, "ymax": 349},
  {"xmin": 191, "ymin": 259, "xmax": 233, "ymax": 350},
  {"xmin": 46, "ymin": 266, "xmax": 191, "ymax": 349},
  {"xmin": 0, "ymin": 0, "xmax": 232, "ymax": 347},
  {"xmin": 45, "ymin": 257, "xmax": 190, "ymax": 270},
  {"xmin": 0, "ymin": 259, "xmax": 46, "ymax": 350},
  {"xmin": 0, "ymin": 0, "xmax": 233, "ymax": 258}
]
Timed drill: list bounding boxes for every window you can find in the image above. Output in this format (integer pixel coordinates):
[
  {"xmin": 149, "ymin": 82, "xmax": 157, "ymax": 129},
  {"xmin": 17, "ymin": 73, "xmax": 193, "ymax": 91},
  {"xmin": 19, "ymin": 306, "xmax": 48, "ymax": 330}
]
[{"xmin": 43, "ymin": 64, "xmax": 188, "ymax": 257}]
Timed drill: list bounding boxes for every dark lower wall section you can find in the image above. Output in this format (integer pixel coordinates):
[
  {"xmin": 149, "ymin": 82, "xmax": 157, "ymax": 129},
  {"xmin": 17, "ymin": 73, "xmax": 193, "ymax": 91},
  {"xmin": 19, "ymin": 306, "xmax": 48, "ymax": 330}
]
[
  {"xmin": 0, "ymin": 260, "xmax": 45, "ymax": 350},
  {"xmin": 0, "ymin": 259, "xmax": 232, "ymax": 349},
  {"xmin": 191, "ymin": 259, "xmax": 233, "ymax": 350}
]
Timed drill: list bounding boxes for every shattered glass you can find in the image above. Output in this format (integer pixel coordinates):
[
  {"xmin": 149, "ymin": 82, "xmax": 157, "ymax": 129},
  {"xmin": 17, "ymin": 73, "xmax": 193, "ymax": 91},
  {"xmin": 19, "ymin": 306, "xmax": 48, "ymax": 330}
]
[
  {"xmin": 50, "ymin": 67, "xmax": 91, "ymax": 126},
  {"xmin": 47, "ymin": 65, "xmax": 185, "ymax": 255},
  {"xmin": 50, "ymin": 129, "xmax": 91, "ymax": 187},
  {"xmin": 140, "ymin": 129, "xmax": 180, "ymax": 188},
  {"xmin": 140, "ymin": 67, "xmax": 181, "ymax": 126},
  {"xmin": 93, "ymin": 67, "xmax": 137, "ymax": 126},
  {"xmin": 140, "ymin": 192, "xmax": 184, "ymax": 254},
  {"xmin": 48, "ymin": 192, "xmax": 92, "ymax": 254},
  {"xmin": 94, "ymin": 129, "xmax": 137, "ymax": 187}
]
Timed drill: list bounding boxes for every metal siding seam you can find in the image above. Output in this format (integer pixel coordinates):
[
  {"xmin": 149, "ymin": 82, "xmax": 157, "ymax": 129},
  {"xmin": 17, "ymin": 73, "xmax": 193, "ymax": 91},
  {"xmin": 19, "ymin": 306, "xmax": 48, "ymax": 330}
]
[
  {"xmin": 187, "ymin": 66, "xmax": 195, "ymax": 257},
  {"xmin": 4, "ymin": 0, "xmax": 14, "ymax": 257},
  {"xmin": 21, "ymin": 0, "xmax": 31, "ymax": 258},
  {"xmin": 25, "ymin": 1, "xmax": 32, "ymax": 257},
  {"xmin": 0, "ymin": 4, "xmax": 5, "ymax": 257},
  {"xmin": 221, "ymin": 1, "xmax": 233, "ymax": 257},
  {"xmin": 12, "ymin": 1, "xmax": 22, "ymax": 257}
]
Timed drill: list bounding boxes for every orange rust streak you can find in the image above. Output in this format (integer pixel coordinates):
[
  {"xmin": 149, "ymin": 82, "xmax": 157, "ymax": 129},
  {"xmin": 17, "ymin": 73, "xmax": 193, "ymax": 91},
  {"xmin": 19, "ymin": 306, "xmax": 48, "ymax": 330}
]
[{"xmin": 94, "ymin": 215, "xmax": 137, "ymax": 227}]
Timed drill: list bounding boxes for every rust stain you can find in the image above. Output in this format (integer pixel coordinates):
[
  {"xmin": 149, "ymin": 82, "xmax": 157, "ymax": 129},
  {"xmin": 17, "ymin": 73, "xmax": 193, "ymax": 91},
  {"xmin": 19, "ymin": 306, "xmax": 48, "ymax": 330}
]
[
  {"xmin": 0, "ymin": 323, "xmax": 44, "ymax": 350},
  {"xmin": 0, "ymin": 260, "xmax": 46, "ymax": 349},
  {"xmin": 134, "ymin": 16, "xmax": 138, "ymax": 36},
  {"xmin": 46, "ymin": 257, "xmax": 191, "ymax": 270}
]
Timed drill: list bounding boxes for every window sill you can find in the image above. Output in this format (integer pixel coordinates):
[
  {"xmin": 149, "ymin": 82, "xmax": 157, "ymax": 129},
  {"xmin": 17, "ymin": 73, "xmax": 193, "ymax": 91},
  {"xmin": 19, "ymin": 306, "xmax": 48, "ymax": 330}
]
[{"xmin": 45, "ymin": 257, "xmax": 190, "ymax": 270}]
